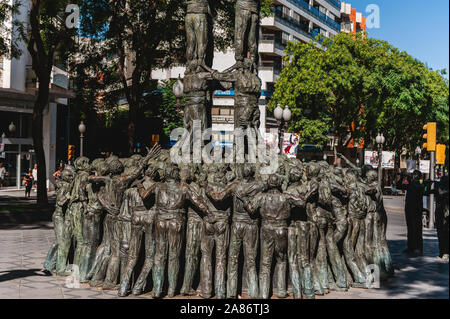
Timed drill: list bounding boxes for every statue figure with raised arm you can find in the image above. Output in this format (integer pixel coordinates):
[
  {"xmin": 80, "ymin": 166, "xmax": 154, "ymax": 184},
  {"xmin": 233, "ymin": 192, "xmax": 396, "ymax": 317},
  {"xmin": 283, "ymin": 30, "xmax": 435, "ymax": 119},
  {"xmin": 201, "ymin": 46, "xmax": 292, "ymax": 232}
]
[{"xmin": 88, "ymin": 145, "xmax": 161, "ymax": 290}]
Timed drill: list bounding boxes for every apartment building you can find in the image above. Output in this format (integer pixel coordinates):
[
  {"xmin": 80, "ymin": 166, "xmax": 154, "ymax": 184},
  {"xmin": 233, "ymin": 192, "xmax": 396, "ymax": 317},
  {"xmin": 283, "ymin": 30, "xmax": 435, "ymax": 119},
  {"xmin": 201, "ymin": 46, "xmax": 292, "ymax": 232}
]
[{"xmin": 0, "ymin": 0, "xmax": 73, "ymax": 189}]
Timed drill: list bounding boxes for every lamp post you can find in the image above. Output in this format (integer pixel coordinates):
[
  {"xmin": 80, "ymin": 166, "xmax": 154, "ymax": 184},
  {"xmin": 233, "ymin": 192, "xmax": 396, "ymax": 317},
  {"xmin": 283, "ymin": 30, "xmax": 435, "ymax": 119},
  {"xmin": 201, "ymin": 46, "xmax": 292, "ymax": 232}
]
[
  {"xmin": 376, "ymin": 133, "xmax": 386, "ymax": 186},
  {"xmin": 8, "ymin": 122, "xmax": 20, "ymax": 189},
  {"xmin": 415, "ymin": 146, "xmax": 422, "ymax": 169},
  {"xmin": 78, "ymin": 121, "xmax": 86, "ymax": 157},
  {"xmin": 274, "ymin": 104, "xmax": 291, "ymax": 154}
]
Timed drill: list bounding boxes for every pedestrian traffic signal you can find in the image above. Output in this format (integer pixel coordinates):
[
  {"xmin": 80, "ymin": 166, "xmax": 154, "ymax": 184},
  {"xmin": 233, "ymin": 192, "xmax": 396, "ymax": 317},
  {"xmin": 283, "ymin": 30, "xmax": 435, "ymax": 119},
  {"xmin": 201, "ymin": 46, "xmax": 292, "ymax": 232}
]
[
  {"xmin": 68, "ymin": 145, "xmax": 76, "ymax": 161},
  {"xmin": 422, "ymin": 122, "xmax": 436, "ymax": 151},
  {"xmin": 436, "ymin": 144, "xmax": 446, "ymax": 165}
]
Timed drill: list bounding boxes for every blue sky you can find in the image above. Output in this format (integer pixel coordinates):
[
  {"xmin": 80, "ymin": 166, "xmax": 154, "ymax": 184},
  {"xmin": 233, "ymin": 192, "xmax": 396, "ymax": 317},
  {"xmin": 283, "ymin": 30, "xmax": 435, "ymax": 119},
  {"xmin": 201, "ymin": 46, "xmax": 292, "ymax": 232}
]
[{"xmin": 348, "ymin": 0, "xmax": 449, "ymax": 77}]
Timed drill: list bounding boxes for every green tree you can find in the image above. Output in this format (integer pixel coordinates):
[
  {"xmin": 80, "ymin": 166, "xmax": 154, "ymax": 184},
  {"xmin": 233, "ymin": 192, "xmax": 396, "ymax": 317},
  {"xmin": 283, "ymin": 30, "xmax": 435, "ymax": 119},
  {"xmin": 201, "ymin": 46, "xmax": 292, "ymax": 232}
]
[{"xmin": 270, "ymin": 32, "xmax": 449, "ymax": 164}]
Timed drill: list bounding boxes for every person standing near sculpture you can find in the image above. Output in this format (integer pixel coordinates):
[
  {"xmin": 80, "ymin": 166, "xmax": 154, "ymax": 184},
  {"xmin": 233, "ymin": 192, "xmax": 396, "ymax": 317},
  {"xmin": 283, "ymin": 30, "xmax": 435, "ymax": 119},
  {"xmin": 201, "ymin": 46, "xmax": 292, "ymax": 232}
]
[
  {"xmin": 403, "ymin": 170, "xmax": 426, "ymax": 256},
  {"xmin": 434, "ymin": 175, "xmax": 449, "ymax": 261},
  {"xmin": 137, "ymin": 164, "xmax": 213, "ymax": 298},
  {"xmin": 207, "ymin": 163, "xmax": 265, "ymax": 299}
]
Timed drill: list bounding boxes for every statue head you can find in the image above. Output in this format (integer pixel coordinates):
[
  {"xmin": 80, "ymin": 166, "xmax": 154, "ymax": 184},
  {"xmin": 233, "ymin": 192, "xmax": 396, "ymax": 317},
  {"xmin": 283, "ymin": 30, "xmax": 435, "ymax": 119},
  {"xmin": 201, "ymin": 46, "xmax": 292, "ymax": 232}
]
[
  {"xmin": 61, "ymin": 165, "xmax": 76, "ymax": 182},
  {"xmin": 344, "ymin": 169, "xmax": 359, "ymax": 188},
  {"xmin": 107, "ymin": 159, "xmax": 124, "ymax": 176},
  {"xmin": 74, "ymin": 157, "xmax": 90, "ymax": 172},
  {"xmin": 267, "ymin": 174, "xmax": 283, "ymax": 190},
  {"xmin": 305, "ymin": 163, "xmax": 320, "ymax": 180},
  {"xmin": 91, "ymin": 159, "xmax": 105, "ymax": 175},
  {"xmin": 365, "ymin": 169, "xmax": 378, "ymax": 184},
  {"xmin": 165, "ymin": 165, "xmax": 180, "ymax": 182},
  {"xmin": 289, "ymin": 166, "xmax": 302, "ymax": 183},
  {"xmin": 242, "ymin": 163, "xmax": 255, "ymax": 179},
  {"xmin": 180, "ymin": 167, "xmax": 192, "ymax": 184}
]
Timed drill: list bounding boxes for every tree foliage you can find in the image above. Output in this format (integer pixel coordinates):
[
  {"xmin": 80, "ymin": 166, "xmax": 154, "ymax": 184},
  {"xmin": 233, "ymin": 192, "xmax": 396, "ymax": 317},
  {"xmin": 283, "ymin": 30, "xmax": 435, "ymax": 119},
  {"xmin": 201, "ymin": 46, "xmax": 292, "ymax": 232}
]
[{"xmin": 269, "ymin": 32, "xmax": 449, "ymax": 156}]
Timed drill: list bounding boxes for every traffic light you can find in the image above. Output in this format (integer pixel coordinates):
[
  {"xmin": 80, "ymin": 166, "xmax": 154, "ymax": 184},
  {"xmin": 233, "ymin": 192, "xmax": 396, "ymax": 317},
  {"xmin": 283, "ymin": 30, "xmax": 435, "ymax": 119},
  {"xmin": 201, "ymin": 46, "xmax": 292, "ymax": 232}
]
[
  {"xmin": 422, "ymin": 122, "xmax": 436, "ymax": 151},
  {"xmin": 436, "ymin": 144, "xmax": 446, "ymax": 165},
  {"xmin": 68, "ymin": 145, "xmax": 76, "ymax": 161}
]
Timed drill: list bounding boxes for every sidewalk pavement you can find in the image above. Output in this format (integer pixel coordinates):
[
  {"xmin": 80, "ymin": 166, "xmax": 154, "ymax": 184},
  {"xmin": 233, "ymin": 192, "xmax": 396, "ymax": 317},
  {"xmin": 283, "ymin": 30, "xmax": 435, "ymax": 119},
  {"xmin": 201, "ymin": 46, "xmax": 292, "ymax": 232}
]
[{"xmin": 0, "ymin": 197, "xmax": 448, "ymax": 299}]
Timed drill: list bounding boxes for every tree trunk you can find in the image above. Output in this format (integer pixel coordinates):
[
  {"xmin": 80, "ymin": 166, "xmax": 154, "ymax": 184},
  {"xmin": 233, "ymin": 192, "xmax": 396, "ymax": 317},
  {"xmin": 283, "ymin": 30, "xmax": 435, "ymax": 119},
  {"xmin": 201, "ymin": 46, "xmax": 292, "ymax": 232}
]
[{"xmin": 32, "ymin": 76, "xmax": 50, "ymax": 205}]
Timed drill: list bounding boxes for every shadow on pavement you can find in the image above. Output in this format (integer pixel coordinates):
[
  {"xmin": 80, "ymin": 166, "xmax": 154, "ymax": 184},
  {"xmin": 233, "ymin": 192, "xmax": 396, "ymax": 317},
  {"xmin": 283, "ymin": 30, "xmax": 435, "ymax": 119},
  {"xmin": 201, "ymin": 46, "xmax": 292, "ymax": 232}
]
[{"xmin": 0, "ymin": 269, "xmax": 52, "ymax": 283}]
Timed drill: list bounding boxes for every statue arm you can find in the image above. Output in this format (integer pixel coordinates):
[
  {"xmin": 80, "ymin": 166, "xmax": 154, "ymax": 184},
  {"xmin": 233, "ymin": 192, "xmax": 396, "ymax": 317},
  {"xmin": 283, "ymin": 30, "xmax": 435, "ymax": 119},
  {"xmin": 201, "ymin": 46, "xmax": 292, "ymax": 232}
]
[
  {"xmin": 212, "ymin": 70, "xmax": 236, "ymax": 83},
  {"xmin": 89, "ymin": 175, "xmax": 109, "ymax": 184},
  {"xmin": 206, "ymin": 182, "xmax": 236, "ymax": 201},
  {"xmin": 287, "ymin": 193, "xmax": 306, "ymax": 208},
  {"xmin": 337, "ymin": 153, "xmax": 358, "ymax": 170},
  {"xmin": 241, "ymin": 193, "xmax": 262, "ymax": 216},
  {"xmin": 184, "ymin": 184, "xmax": 211, "ymax": 217},
  {"xmin": 138, "ymin": 182, "xmax": 158, "ymax": 200},
  {"xmin": 305, "ymin": 182, "xmax": 319, "ymax": 202}
]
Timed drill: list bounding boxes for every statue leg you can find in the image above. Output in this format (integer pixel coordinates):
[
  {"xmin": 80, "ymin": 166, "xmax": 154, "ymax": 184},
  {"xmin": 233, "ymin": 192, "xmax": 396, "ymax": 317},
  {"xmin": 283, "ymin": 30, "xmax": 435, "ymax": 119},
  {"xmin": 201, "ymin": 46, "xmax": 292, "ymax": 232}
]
[
  {"xmin": 227, "ymin": 222, "xmax": 243, "ymax": 299},
  {"xmin": 89, "ymin": 214, "xmax": 112, "ymax": 286},
  {"xmin": 298, "ymin": 222, "xmax": 315, "ymax": 299},
  {"xmin": 198, "ymin": 223, "xmax": 214, "ymax": 299},
  {"xmin": 288, "ymin": 224, "xmax": 301, "ymax": 299},
  {"xmin": 248, "ymin": 12, "xmax": 260, "ymax": 66},
  {"xmin": 118, "ymin": 224, "xmax": 144, "ymax": 297},
  {"xmin": 274, "ymin": 226, "xmax": 288, "ymax": 298},
  {"xmin": 73, "ymin": 204, "xmax": 84, "ymax": 267},
  {"xmin": 365, "ymin": 212, "xmax": 375, "ymax": 263},
  {"xmin": 103, "ymin": 217, "xmax": 121, "ymax": 290},
  {"xmin": 152, "ymin": 220, "xmax": 169, "ymax": 298},
  {"xmin": 132, "ymin": 222, "xmax": 155, "ymax": 295},
  {"xmin": 234, "ymin": 9, "xmax": 251, "ymax": 64},
  {"xmin": 56, "ymin": 211, "xmax": 73, "ymax": 275},
  {"xmin": 120, "ymin": 220, "xmax": 132, "ymax": 278},
  {"xmin": 326, "ymin": 225, "xmax": 348, "ymax": 290},
  {"xmin": 309, "ymin": 223, "xmax": 323, "ymax": 296},
  {"xmin": 181, "ymin": 216, "xmax": 202, "ymax": 296},
  {"xmin": 315, "ymin": 228, "xmax": 329, "ymax": 294},
  {"xmin": 243, "ymin": 222, "xmax": 259, "ymax": 299},
  {"xmin": 79, "ymin": 214, "xmax": 93, "ymax": 282},
  {"xmin": 185, "ymin": 14, "xmax": 197, "ymax": 63},
  {"xmin": 343, "ymin": 218, "xmax": 366, "ymax": 287},
  {"xmin": 259, "ymin": 225, "xmax": 274, "ymax": 299},
  {"xmin": 195, "ymin": 14, "xmax": 209, "ymax": 70},
  {"xmin": 45, "ymin": 210, "xmax": 64, "ymax": 272},
  {"xmin": 214, "ymin": 221, "xmax": 229, "ymax": 299},
  {"xmin": 355, "ymin": 219, "xmax": 370, "ymax": 288},
  {"xmin": 167, "ymin": 218, "xmax": 185, "ymax": 297}
]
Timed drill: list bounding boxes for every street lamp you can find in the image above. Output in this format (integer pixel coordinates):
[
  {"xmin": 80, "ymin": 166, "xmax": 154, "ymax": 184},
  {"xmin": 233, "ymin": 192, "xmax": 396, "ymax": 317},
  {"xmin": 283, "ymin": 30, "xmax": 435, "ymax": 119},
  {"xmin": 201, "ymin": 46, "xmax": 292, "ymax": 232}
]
[
  {"xmin": 274, "ymin": 104, "xmax": 291, "ymax": 154},
  {"xmin": 173, "ymin": 75, "xmax": 184, "ymax": 107},
  {"xmin": 376, "ymin": 133, "xmax": 386, "ymax": 186},
  {"xmin": 78, "ymin": 121, "xmax": 86, "ymax": 157}
]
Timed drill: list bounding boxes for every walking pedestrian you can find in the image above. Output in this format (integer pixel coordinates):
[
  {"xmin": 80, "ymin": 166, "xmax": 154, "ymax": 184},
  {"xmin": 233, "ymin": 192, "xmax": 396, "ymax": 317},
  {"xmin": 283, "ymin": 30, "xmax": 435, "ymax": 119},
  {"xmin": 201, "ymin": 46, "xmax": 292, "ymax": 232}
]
[
  {"xmin": 435, "ymin": 175, "xmax": 449, "ymax": 261},
  {"xmin": 53, "ymin": 166, "xmax": 63, "ymax": 180},
  {"xmin": 0, "ymin": 162, "xmax": 6, "ymax": 188},
  {"xmin": 403, "ymin": 170, "xmax": 426, "ymax": 256},
  {"xmin": 32, "ymin": 164, "xmax": 38, "ymax": 192},
  {"xmin": 24, "ymin": 171, "xmax": 33, "ymax": 198}
]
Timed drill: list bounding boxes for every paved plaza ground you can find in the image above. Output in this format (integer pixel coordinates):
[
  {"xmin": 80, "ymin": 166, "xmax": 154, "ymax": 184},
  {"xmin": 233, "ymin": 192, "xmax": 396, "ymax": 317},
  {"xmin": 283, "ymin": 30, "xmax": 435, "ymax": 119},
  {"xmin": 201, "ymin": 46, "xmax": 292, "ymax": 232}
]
[{"xmin": 0, "ymin": 188, "xmax": 448, "ymax": 299}]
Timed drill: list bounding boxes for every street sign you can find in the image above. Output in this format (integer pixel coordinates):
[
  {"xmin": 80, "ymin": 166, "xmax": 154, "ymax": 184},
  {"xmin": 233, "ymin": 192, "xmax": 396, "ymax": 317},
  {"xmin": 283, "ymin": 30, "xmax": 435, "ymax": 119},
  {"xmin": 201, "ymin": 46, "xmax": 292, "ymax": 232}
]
[{"xmin": 419, "ymin": 160, "xmax": 430, "ymax": 174}]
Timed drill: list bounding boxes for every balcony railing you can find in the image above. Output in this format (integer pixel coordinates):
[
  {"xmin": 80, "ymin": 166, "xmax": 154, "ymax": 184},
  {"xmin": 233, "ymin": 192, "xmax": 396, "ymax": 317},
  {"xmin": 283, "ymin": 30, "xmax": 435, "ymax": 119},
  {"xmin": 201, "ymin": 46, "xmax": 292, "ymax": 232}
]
[
  {"xmin": 283, "ymin": 0, "xmax": 341, "ymax": 32},
  {"xmin": 274, "ymin": 8, "xmax": 323, "ymax": 43},
  {"xmin": 323, "ymin": 0, "xmax": 341, "ymax": 10}
]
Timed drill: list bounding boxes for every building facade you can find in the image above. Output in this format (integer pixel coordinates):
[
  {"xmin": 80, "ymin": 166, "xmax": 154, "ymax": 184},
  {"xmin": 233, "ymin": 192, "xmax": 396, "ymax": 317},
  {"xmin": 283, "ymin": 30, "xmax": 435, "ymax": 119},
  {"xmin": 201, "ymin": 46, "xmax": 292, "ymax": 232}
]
[{"xmin": 0, "ymin": 0, "xmax": 72, "ymax": 190}]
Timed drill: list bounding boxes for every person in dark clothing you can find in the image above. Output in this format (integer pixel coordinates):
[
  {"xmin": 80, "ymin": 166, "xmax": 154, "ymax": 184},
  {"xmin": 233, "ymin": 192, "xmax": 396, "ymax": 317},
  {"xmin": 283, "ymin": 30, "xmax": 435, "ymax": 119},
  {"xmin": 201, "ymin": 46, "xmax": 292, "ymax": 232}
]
[
  {"xmin": 404, "ymin": 170, "xmax": 426, "ymax": 256},
  {"xmin": 24, "ymin": 171, "xmax": 33, "ymax": 198},
  {"xmin": 434, "ymin": 175, "xmax": 449, "ymax": 261}
]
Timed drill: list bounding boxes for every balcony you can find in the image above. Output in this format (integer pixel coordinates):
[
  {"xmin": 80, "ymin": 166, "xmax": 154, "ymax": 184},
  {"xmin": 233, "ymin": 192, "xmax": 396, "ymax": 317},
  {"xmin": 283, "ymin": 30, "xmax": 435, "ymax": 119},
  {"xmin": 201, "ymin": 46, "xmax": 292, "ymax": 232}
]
[
  {"xmin": 259, "ymin": 66, "xmax": 281, "ymax": 84},
  {"xmin": 283, "ymin": 0, "xmax": 341, "ymax": 32},
  {"xmin": 272, "ymin": 9, "xmax": 325, "ymax": 44},
  {"xmin": 259, "ymin": 39, "xmax": 287, "ymax": 56},
  {"xmin": 323, "ymin": 0, "xmax": 341, "ymax": 10}
]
